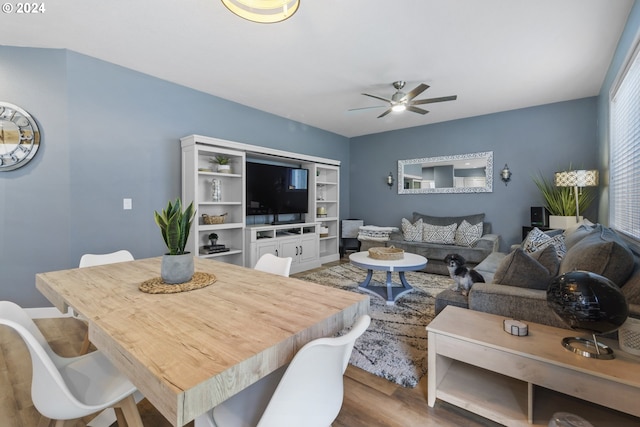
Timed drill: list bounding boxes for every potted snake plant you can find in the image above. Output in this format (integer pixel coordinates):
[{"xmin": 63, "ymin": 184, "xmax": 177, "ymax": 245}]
[{"xmin": 154, "ymin": 198, "xmax": 196, "ymax": 284}]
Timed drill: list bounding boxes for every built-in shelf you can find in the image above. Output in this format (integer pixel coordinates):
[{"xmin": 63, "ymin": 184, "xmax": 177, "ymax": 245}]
[{"xmin": 182, "ymin": 134, "xmax": 341, "ymax": 270}]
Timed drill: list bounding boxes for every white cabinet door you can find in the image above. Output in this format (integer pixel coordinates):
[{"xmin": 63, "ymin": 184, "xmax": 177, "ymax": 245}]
[
  {"xmin": 255, "ymin": 240, "xmax": 278, "ymax": 259},
  {"xmin": 299, "ymin": 235, "xmax": 318, "ymax": 264},
  {"xmin": 280, "ymin": 237, "xmax": 302, "ymax": 262}
]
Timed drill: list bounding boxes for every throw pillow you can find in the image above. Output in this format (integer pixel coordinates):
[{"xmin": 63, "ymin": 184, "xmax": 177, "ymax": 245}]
[
  {"xmin": 492, "ymin": 248, "xmax": 553, "ymax": 290},
  {"xmin": 412, "ymin": 212, "xmax": 485, "ymax": 228},
  {"xmin": 522, "ymin": 227, "xmax": 567, "ymax": 259},
  {"xmin": 422, "ymin": 222, "xmax": 457, "ymax": 244},
  {"xmin": 401, "ymin": 218, "xmax": 423, "ymax": 242},
  {"xmin": 530, "ymin": 245, "xmax": 560, "ymax": 276},
  {"xmin": 455, "ymin": 220, "xmax": 483, "ymax": 247},
  {"xmin": 564, "ymin": 223, "xmax": 597, "ymax": 250},
  {"xmin": 560, "ymin": 224, "xmax": 634, "ymax": 287}
]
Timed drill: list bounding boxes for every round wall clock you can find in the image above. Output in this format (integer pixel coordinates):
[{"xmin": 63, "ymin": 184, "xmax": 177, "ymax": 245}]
[{"xmin": 0, "ymin": 102, "xmax": 41, "ymax": 171}]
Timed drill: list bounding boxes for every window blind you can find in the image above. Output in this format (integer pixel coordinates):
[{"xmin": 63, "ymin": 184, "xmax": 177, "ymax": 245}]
[{"xmin": 610, "ymin": 40, "xmax": 640, "ymax": 242}]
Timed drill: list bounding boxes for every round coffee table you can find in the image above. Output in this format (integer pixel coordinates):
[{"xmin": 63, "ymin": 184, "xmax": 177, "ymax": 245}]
[{"xmin": 349, "ymin": 251, "xmax": 428, "ymax": 305}]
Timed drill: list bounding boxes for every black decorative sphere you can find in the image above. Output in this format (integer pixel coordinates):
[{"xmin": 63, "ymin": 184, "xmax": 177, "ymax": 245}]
[{"xmin": 547, "ymin": 271, "xmax": 629, "ymax": 335}]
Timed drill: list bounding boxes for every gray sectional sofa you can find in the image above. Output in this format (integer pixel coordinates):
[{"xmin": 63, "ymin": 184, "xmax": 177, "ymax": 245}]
[
  {"xmin": 359, "ymin": 212, "xmax": 500, "ymax": 275},
  {"xmin": 436, "ymin": 223, "xmax": 640, "ymax": 329}
]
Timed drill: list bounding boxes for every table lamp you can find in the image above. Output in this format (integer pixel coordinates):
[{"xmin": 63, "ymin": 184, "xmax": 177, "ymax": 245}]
[{"xmin": 554, "ymin": 169, "xmax": 599, "ymax": 222}]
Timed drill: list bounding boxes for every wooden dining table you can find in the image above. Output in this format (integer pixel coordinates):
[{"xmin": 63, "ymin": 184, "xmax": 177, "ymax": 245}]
[{"xmin": 36, "ymin": 257, "xmax": 369, "ymax": 426}]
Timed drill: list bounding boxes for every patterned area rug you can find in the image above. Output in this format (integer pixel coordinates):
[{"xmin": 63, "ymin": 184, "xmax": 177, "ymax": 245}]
[{"xmin": 296, "ymin": 263, "xmax": 454, "ymax": 387}]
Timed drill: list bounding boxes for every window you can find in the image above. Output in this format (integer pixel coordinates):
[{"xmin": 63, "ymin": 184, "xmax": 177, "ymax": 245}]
[{"xmin": 610, "ymin": 38, "xmax": 640, "ymax": 243}]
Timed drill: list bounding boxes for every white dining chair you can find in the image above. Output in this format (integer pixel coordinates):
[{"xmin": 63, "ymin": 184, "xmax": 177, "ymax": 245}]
[
  {"xmin": 0, "ymin": 301, "xmax": 143, "ymax": 427},
  {"xmin": 194, "ymin": 314, "xmax": 371, "ymax": 427},
  {"xmin": 79, "ymin": 249, "xmax": 134, "ymax": 268},
  {"xmin": 77, "ymin": 249, "xmax": 134, "ymax": 354},
  {"xmin": 253, "ymin": 253, "xmax": 293, "ymax": 277}
]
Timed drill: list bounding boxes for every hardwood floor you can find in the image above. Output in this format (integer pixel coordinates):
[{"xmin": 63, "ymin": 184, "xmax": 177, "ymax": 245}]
[{"xmin": 0, "ymin": 258, "xmax": 498, "ymax": 426}]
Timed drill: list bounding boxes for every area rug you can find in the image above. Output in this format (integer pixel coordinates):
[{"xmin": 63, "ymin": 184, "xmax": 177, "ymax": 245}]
[{"xmin": 296, "ymin": 263, "xmax": 454, "ymax": 387}]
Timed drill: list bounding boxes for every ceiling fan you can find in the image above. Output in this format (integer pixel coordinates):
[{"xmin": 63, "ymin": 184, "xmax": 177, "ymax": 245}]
[{"xmin": 351, "ymin": 81, "xmax": 457, "ymax": 118}]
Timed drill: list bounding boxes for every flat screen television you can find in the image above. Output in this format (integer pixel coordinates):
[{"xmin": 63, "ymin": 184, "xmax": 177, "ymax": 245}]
[{"xmin": 246, "ymin": 162, "xmax": 309, "ymax": 222}]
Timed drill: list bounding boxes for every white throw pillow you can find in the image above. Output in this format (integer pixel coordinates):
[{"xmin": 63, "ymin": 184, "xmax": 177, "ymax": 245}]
[
  {"xmin": 401, "ymin": 218, "xmax": 423, "ymax": 241},
  {"xmin": 455, "ymin": 220, "xmax": 483, "ymax": 247},
  {"xmin": 422, "ymin": 222, "xmax": 457, "ymax": 244}
]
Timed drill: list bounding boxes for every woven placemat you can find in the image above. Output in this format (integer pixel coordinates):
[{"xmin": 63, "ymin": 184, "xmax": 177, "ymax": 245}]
[{"xmin": 139, "ymin": 272, "xmax": 217, "ymax": 294}]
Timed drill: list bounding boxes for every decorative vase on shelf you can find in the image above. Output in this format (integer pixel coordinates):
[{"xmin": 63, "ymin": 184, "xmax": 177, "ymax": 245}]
[
  {"xmin": 217, "ymin": 164, "xmax": 231, "ymax": 173},
  {"xmin": 211, "ymin": 179, "xmax": 221, "ymax": 202}
]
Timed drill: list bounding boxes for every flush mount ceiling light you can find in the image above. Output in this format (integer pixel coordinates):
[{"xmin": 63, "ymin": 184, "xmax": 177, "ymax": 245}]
[{"xmin": 221, "ymin": 0, "xmax": 299, "ymax": 23}]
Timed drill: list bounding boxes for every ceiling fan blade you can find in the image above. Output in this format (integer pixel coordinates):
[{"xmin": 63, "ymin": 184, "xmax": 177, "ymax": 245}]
[
  {"xmin": 348, "ymin": 105, "xmax": 387, "ymax": 112},
  {"xmin": 406, "ymin": 106, "xmax": 429, "ymax": 115},
  {"xmin": 405, "ymin": 83, "xmax": 429, "ymax": 101},
  {"xmin": 411, "ymin": 95, "xmax": 458, "ymax": 105},
  {"xmin": 377, "ymin": 109, "xmax": 393, "ymax": 118},
  {"xmin": 362, "ymin": 93, "xmax": 392, "ymax": 104}
]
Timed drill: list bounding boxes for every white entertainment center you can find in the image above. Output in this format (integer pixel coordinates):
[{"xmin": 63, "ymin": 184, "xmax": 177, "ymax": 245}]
[{"xmin": 180, "ymin": 135, "xmax": 341, "ymax": 272}]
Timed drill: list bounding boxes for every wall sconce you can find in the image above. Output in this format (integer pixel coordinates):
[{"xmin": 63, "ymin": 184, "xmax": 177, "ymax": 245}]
[
  {"xmin": 387, "ymin": 172, "xmax": 394, "ymax": 189},
  {"xmin": 500, "ymin": 164, "xmax": 512, "ymax": 186}
]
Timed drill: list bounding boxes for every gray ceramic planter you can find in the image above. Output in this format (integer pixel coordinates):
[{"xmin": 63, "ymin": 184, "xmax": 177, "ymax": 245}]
[{"xmin": 161, "ymin": 253, "xmax": 194, "ymax": 284}]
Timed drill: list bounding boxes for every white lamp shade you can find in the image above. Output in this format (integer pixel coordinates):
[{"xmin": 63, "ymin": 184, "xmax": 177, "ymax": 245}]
[{"xmin": 554, "ymin": 169, "xmax": 599, "ymax": 187}]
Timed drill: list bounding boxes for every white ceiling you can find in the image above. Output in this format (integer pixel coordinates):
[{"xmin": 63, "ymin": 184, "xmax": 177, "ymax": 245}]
[{"xmin": 1, "ymin": 0, "xmax": 634, "ymax": 138}]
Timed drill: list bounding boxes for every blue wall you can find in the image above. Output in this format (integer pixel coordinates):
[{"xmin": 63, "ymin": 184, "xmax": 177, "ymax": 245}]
[
  {"xmin": 0, "ymin": 47, "xmax": 349, "ymax": 307},
  {"xmin": 350, "ymin": 98, "xmax": 600, "ymax": 250},
  {"xmin": 3, "ymin": 0, "xmax": 639, "ymax": 308}
]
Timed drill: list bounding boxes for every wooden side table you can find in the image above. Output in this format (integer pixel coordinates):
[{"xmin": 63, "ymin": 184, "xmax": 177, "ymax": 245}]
[{"xmin": 427, "ymin": 306, "xmax": 640, "ymax": 426}]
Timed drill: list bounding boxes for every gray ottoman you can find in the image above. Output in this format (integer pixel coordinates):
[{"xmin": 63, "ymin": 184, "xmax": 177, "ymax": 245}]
[{"xmin": 435, "ymin": 289, "xmax": 469, "ymax": 315}]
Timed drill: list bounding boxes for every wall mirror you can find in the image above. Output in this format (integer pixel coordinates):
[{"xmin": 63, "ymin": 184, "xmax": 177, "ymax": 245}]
[{"xmin": 398, "ymin": 151, "xmax": 493, "ymax": 194}]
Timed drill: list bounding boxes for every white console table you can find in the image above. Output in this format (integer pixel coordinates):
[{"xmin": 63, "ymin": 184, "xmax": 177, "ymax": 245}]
[
  {"xmin": 246, "ymin": 223, "xmax": 321, "ymax": 274},
  {"xmin": 427, "ymin": 306, "xmax": 640, "ymax": 427}
]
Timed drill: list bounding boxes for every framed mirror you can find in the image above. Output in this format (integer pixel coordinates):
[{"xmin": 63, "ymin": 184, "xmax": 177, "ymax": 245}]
[{"xmin": 398, "ymin": 151, "xmax": 493, "ymax": 194}]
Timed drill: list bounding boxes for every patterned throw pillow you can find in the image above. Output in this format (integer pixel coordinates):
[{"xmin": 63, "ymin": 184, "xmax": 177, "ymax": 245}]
[
  {"xmin": 422, "ymin": 222, "xmax": 457, "ymax": 244},
  {"xmin": 454, "ymin": 220, "xmax": 483, "ymax": 247},
  {"xmin": 401, "ymin": 218, "xmax": 423, "ymax": 242},
  {"xmin": 522, "ymin": 227, "xmax": 567, "ymax": 259}
]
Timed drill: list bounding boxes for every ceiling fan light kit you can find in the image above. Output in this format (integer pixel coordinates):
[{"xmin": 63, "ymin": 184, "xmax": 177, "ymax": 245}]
[
  {"xmin": 354, "ymin": 80, "xmax": 457, "ymax": 119},
  {"xmin": 221, "ymin": 0, "xmax": 299, "ymax": 23}
]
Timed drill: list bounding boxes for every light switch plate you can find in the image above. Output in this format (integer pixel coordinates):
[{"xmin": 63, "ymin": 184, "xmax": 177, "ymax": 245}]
[{"xmin": 123, "ymin": 198, "xmax": 132, "ymax": 210}]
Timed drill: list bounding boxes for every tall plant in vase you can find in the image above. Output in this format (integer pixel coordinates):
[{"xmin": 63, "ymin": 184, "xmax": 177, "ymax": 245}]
[
  {"xmin": 154, "ymin": 198, "xmax": 196, "ymax": 284},
  {"xmin": 533, "ymin": 172, "xmax": 595, "ymax": 228}
]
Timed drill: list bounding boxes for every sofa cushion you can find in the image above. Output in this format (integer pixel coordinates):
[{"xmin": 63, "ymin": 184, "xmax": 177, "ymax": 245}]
[
  {"xmin": 422, "ymin": 222, "xmax": 457, "ymax": 244},
  {"xmin": 455, "ymin": 220, "xmax": 483, "ymax": 247},
  {"xmin": 560, "ymin": 225, "xmax": 634, "ymax": 287},
  {"xmin": 530, "ymin": 245, "xmax": 560, "ymax": 276},
  {"xmin": 564, "ymin": 223, "xmax": 597, "ymax": 250},
  {"xmin": 492, "ymin": 248, "xmax": 552, "ymax": 290},
  {"xmin": 412, "ymin": 212, "xmax": 485, "ymax": 228},
  {"xmin": 522, "ymin": 227, "xmax": 566, "ymax": 259},
  {"xmin": 623, "ymin": 265, "xmax": 640, "ymax": 305},
  {"xmin": 401, "ymin": 218, "xmax": 422, "ymax": 242}
]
